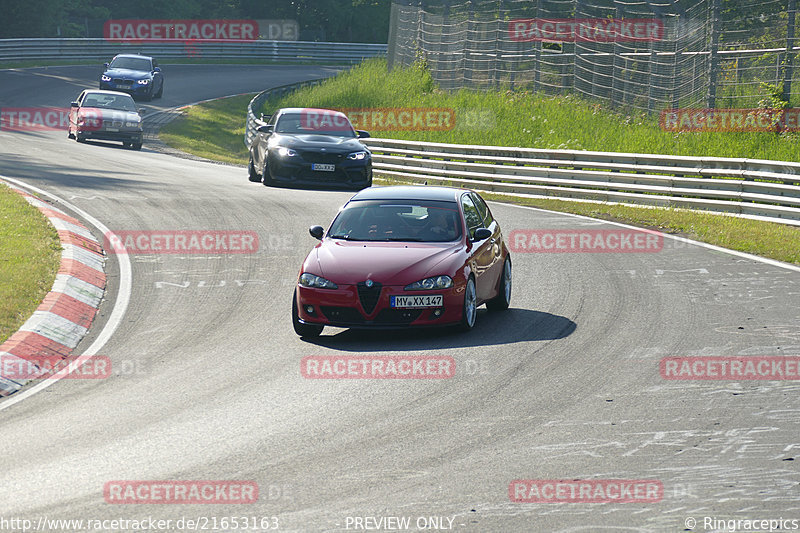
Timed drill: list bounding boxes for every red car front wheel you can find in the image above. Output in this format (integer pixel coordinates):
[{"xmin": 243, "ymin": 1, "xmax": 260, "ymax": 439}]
[{"xmin": 458, "ymin": 276, "xmax": 477, "ymax": 332}]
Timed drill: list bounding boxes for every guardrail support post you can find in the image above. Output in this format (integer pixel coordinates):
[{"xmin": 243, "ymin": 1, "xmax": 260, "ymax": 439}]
[
  {"xmin": 387, "ymin": 2, "xmax": 400, "ymax": 70},
  {"xmin": 464, "ymin": 1, "xmax": 474, "ymax": 87},
  {"xmin": 783, "ymin": 0, "xmax": 797, "ymax": 103},
  {"xmin": 611, "ymin": 4, "xmax": 623, "ymax": 107},
  {"xmin": 533, "ymin": 1, "xmax": 541, "ymax": 93},
  {"xmin": 648, "ymin": 31, "xmax": 659, "ymax": 114},
  {"xmin": 492, "ymin": 1, "xmax": 505, "ymax": 89},
  {"xmin": 442, "ymin": 1, "xmax": 451, "ymax": 90},
  {"xmin": 706, "ymin": 0, "xmax": 721, "ymax": 108}
]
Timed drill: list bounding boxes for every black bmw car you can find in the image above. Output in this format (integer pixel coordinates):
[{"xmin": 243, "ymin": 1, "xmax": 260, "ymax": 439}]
[
  {"xmin": 248, "ymin": 108, "xmax": 372, "ymax": 190},
  {"xmin": 100, "ymin": 54, "xmax": 164, "ymax": 101}
]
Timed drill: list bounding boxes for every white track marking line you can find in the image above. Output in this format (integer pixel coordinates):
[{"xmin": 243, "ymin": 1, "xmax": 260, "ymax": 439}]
[
  {"xmin": 0, "ymin": 176, "xmax": 132, "ymax": 411},
  {"xmin": 499, "ymin": 202, "xmax": 800, "ymax": 274}
]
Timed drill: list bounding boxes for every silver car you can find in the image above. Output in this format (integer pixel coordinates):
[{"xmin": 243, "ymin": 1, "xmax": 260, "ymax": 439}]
[{"xmin": 67, "ymin": 90, "xmax": 144, "ymax": 150}]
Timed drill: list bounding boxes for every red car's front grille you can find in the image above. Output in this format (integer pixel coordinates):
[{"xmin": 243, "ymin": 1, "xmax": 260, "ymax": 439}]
[{"xmin": 356, "ymin": 282, "xmax": 382, "ymax": 314}]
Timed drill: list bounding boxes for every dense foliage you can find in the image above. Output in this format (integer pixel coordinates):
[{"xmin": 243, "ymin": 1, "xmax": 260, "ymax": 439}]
[{"xmin": 0, "ymin": 0, "xmax": 391, "ymax": 42}]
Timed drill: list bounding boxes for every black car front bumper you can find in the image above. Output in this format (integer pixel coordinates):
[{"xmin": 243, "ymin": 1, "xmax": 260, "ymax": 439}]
[{"xmin": 268, "ymin": 153, "xmax": 372, "ymax": 188}]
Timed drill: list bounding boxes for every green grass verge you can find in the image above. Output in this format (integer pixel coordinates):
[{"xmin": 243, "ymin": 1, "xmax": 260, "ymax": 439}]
[
  {"xmin": 159, "ymin": 94, "xmax": 253, "ymax": 165},
  {"xmin": 0, "ymin": 183, "xmax": 61, "ymax": 345},
  {"xmin": 158, "ymin": 59, "xmax": 800, "ymax": 265},
  {"xmin": 262, "ymin": 58, "xmax": 800, "ymax": 162}
]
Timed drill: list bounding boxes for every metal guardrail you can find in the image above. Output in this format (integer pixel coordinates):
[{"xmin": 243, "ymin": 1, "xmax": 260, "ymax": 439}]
[
  {"xmin": 363, "ymin": 138, "xmax": 800, "ymax": 225},
  {"xmin": 244, "ymin": 88, "xmax": 800, "ymax": 225},
  {"xmin": 0, "ymin": 38, "xmax": 387, "ymax": 63}
]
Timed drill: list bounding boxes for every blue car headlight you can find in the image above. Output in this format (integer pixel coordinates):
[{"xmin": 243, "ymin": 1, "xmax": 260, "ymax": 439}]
[
  {"xmin": 405, "ymin": 275, "xmax": 453, "ymax": 291},
  {"xmin": 299, "ymin": 273, "xmax": 338, "ymax": 289},
  {"xmin": 277, "ymin": 146, "xmax": 298, "ymax": 157},
  {"xmin": 101, "ymin": 75, "xmax": 111, "ymax": 82},
  {"xmin": 347, "ymin": 151, "xmax": 368, "ymax": 160},
  {"xmin": 137, "ymin": 79, "xmax": 150, "ymax": 85}
]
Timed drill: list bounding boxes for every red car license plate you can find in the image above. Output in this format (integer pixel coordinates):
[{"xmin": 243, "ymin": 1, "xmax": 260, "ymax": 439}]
[{"xmin": 391, "ymin": 295, "xmax": 443, "ymax": 308}]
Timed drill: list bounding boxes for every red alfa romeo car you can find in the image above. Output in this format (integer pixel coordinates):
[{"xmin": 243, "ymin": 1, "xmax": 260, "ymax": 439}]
[{"xmin": 292, "ymin": 186, "xmax": 512, "ymax": 337}]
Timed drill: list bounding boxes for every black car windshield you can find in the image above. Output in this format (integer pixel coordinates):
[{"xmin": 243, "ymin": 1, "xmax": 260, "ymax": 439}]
[
  {"xmin": 109, "ymin": 57, "xmax": 152, "ymax": 71},
  {"xmin": 275, "ymin": 112, "xmax": 356, "ymax": 137},
  {"xmin": 328, "ymin": 200, "xmax": 462, "ymax": 242},
  {"xmin": 82, "ymin": 93, "xmax": 137, "ymax": 112}
]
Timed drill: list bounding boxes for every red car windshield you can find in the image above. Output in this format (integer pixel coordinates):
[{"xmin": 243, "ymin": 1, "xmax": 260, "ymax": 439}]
[{"xmin": 328, "ymin": 200, "xmax": 462, "ymax": 242}]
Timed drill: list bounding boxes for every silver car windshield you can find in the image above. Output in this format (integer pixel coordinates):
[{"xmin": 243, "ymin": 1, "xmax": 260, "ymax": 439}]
[{"xmin": 82, "ymin": 94, "xmax": 138, "ymax": 112}]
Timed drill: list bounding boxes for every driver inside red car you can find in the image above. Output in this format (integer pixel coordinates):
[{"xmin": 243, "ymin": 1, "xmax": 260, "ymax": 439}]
[{"xmin": 423, "ymin": 209, "xmax": 457, "ymax": 241}]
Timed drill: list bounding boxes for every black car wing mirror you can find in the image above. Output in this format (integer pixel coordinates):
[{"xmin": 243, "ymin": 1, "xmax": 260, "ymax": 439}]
[
  {"xmin": 257, "ymin": 124, "xmax": 273, "ymax": 134},
  {"xmin": 70, "ymin": 101, "xmax": 80, "ymax": 108},
  {"xmin": 356, "ymin": 130, "xmax": 370, "ymax": 138},
  {"xmin": 309, "ymin": 225, "xmax": 324, "ymax": 240},
  {"xmin": 153, "ymin": 66, "xmax": 161, "ymax": 72},
  {"xmin": 103, "ymin": 62, "xmax": 109, "ymax": 69},
  {"xmin": 473, "ymin": 228, "xmax": 492, "ymax": 242}
]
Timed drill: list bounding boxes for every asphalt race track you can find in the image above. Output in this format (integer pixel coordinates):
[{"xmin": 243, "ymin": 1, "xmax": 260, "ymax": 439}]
[{"xmin": 1, "ymin": 64, "xmax": 799, "ymax": 532}]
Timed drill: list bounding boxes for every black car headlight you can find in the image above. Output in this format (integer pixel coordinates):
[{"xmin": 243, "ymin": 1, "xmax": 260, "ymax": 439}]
[
  {"xmin": 299, "ymin": 273, "xmax": 338, "ymax": 289},
  {"xmin": 405, "ymin": 275, "xmax": 453, "ymax": 291},
  {"xmin": 137, "ymin": 79, "xmax": 150, "ymax": 85},
  {"xmin": 347, "ymin": 151, "xmax": 368, "ymax": 160},
  {"xmin": 276, "ymin": 146, "xmax": 298, "ymax": 157},
  {"xmin": 101, "ymin": 75, "xmax": 111, "ymax": 82}
]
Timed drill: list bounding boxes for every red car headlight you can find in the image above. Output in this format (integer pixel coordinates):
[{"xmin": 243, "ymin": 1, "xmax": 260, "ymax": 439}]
[
  {"xmin": 299, "ymin": 272, "xmax": 338, "ymax": 290},
  {"xmin": 404, "ymin": 275, "xmax": 453, "ymax": 291}
]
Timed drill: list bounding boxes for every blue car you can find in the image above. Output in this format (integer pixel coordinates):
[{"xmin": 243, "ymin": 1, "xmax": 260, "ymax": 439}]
[{"xmin": 99, "ymin": 54, "xmax": 164, "ymax": 101}]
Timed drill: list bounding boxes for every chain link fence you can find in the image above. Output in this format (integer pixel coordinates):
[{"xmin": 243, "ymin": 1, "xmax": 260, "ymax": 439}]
[{"xmin": 387, "ymin": 0, "xmax": 799, "ymax": 112}]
